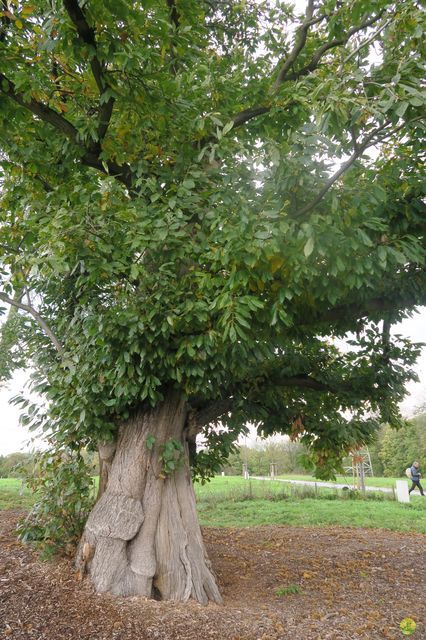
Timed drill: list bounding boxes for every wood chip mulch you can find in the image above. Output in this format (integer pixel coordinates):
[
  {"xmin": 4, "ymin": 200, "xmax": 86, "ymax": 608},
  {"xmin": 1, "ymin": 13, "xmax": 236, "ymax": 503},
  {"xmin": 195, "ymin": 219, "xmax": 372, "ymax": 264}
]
[{"xmin": 0, "ymin": 509, "xmax": 425, "ymax": 640}]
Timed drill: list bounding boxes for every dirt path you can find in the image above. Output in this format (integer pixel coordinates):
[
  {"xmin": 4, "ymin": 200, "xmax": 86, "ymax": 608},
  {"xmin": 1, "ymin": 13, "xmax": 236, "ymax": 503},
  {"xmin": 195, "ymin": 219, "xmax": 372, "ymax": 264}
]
[{"xmin": 1, "ymin": 510, "xmax": 425, "ymax": 639}]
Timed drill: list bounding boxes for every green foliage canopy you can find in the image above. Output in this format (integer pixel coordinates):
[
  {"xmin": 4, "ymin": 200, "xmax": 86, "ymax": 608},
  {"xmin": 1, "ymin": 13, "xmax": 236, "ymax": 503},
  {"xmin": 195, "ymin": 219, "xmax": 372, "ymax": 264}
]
[{"xmin": 0, "ymin": 0, "xmax": 425, "ymax": 477}]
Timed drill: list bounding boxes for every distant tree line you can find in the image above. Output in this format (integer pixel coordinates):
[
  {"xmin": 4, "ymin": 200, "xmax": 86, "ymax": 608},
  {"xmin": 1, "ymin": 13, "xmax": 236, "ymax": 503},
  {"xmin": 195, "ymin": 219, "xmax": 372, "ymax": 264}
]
[
  {"xmin": 0, "ymin": 449, "xmax": 99, "ymax": 479},
  {"xmin": 222, "ymin": 439, "xmax": 308, "ymax": 476},
  {"xmin": 370, "ymin": 413, "xmax": 426, "ymax": 477},
  {"xmin": 0, "ymin": 452, "xmax": 34, "ymax": 478}
]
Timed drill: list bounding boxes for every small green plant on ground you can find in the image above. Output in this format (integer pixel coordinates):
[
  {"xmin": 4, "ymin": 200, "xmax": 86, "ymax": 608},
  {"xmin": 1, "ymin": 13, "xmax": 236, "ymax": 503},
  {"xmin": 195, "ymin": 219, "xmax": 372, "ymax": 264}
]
[
  {"xmin": 400, "ymin": 618, "xmax": 417, "ymax": 636},
  {"xmin": 275, "ymin": 584, "xmax": 303, "ymax": 597}
]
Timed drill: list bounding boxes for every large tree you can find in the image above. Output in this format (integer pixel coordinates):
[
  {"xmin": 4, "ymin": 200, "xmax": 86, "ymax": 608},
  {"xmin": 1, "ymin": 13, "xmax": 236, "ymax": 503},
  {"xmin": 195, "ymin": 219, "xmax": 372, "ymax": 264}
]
[{"xmin": 0, "ymin": 0, "xmax": 425, "ymax": 604}]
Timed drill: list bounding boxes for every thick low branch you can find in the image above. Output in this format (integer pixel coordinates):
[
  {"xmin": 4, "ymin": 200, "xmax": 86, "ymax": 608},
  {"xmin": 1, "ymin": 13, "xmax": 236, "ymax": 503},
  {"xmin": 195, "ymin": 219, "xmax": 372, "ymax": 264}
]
[
  {"xmin": 277, "ymin": 375, "xmax": 332, "ymax": 392},
  {"xmin": 194, "ymin": 398, "xmax": 234, "ymax": 428},
  {"xmin": 0, "ymin": 291, "xmax": 63, "ymax": 354},
  {"xmin": 82, "ymin": 151, "xmax": 132, "ymax": 188},
  {"xmin": 232, "ymin": 105, "xmax": 271, "ymax": 130},
  {"xmin": 194, "ymin": 374, "xmax": 333, "ymax": 428},
  {"xmin": 313, "ymin": 288, "xmax": 426, "ymax": 328},
  {"xmin": 0, "ymin": 73, "xmax": 79, "ymax": 141}
]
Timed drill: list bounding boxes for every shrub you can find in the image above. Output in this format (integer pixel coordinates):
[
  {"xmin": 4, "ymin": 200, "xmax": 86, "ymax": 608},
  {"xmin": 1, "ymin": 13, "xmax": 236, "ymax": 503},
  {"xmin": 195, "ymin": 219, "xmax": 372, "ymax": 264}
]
[{"xmin": 17, "ymin": 447, "xmax": 95, "ymax": 557}]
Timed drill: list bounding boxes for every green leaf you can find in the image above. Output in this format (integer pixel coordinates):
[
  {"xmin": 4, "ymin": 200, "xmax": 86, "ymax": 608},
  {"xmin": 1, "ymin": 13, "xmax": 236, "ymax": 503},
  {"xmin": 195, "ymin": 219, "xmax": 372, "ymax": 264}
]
[
  {"xmin": 222, "ymin": 121, "xmax": 234, "ymax": 136},
  {"xmin": 304, "ymin": 237, "xmax": 315, "ymax": 257},
  {"xmin": 145, "ymin": 435, "xmax": 156, "ymax": 450},
  {"xmin": 395, "ymin": 102, "xmax": 409, "ymax": 117}
]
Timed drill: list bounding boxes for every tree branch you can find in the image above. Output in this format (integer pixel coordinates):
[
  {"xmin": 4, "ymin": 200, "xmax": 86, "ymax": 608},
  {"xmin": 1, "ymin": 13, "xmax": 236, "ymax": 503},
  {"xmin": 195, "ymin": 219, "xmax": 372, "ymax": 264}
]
[
  {"xmin": 0, "ymin": 243, "xmax": 20, "ymax": 254},
  {"xmin": 232, "ymin": 105, "xmax": 271, "ymax": 130},
  {"xmin": 194, "ymin": 398, "xmax": 234, "ymax": 428},
  {"xmin": 312, "ymin": 285, "xmax": 426, "ymax": 328},
  {"xmin": 194, "ymin": 374, "xmax": 333, "ymax": 427},
  {"xmin": 165, "ymin": 0, "xmax": 181, "ymax": 75},
  {"xmin": 278, "ymin": 375, "xmax": 332, "ymax": 392},
  {"xmin": 271, "ymin": 0, "xmax": 315, "ymax": 92},
  {"xmin": 342, "ymin": 18, "xmax": 392, "ymax": 67},
  {"xmin": 293, "ymin": 121, "xmax": 392, "ymax": 218},
  {"xmin": 382, "ymin": 318, "xmax": 391, "ymax": 364},
  {"xmin": 0, "ymin": 73, "xmax": 80, "ymax": 141},
  {"xmin": 282, "ymin": 9, "xmax": 390, "ymax": 88},
  {"xmin": 0, "ymin": 0, "xmax": 11, "ymax": 43},
  {"xmin": 166, "ymin": 0, "xmax": 180, "ymax": 30},
  {"xmin": 228, "ymin": 8, "xmax": 388, "ymax": 131},
  {"xmin": 0, "ymin": 291, "xmax": 64, "ymax": 354},
  {"xmin": 0, "ymin": 72, "xmax": 132, "ymax": 189},
  {"xmin": 62, "ymin": 0, "xmax": 102, "ymax": 91},
  {"xmin": 62, "ymin": 0, "xmax": 115, "ymax": 145}
]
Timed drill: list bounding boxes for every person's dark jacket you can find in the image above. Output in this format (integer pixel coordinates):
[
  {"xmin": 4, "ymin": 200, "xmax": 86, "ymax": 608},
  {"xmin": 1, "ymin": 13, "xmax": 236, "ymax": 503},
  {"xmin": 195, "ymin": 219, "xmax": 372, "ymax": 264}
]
[{"xmin": 410, "ymin": 466, "xmax": 421, "ymax": 482}]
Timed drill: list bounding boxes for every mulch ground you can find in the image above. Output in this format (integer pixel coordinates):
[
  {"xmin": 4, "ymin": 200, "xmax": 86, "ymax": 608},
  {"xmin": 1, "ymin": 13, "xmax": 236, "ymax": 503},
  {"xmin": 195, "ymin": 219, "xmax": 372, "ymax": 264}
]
[{"xmin": 1, "ymin": 509, "xmax": 425, "ymax": 640}]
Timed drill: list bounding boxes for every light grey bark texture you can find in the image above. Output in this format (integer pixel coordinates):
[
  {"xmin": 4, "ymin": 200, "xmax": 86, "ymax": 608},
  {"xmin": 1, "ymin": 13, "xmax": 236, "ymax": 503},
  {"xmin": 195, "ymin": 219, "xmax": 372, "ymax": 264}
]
[
  {"xmin": 76, "ymin": 393, "xmax": 222, "ymax": 604},
  {"xmin": 96, "ymin": 441, "xmax": 117, "ymax": 501}
]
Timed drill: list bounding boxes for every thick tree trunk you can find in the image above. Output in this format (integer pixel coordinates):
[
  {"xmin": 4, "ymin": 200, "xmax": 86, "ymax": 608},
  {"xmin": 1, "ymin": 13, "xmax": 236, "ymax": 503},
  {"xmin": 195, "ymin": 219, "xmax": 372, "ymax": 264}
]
[{"xmin": 76, "ymin": 393, "xmax": 222, "ymax": 604}]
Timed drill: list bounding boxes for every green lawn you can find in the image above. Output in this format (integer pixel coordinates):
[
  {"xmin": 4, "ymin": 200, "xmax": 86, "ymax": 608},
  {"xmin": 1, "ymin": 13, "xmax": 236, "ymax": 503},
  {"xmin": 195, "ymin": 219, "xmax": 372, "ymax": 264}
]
[
  {"xmin": 197, "ymin": 496, "xmax": 426, "ymax": 532},
  {"xmin": 0, "ymin": 477, "xmax": 34, "ymax": 510},
  {"xmin": 194, "ymin": 476, "xmax": 426, "ymax": 533},
  {"xmin": 1, "ymin": 475, "xmax": 425, "ymax": 534}
]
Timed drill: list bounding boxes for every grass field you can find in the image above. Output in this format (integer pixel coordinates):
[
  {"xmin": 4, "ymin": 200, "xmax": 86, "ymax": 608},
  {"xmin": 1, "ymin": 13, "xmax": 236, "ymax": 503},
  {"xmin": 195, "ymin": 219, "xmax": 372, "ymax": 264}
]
[
  {"xmin": 0, "ymin": 477, "xmax": 34, "ymax": 510},
  {"xmin": 194, "ymin": 476, "xmax": 426, "ymax": 533},
  {"xmin": 1, "ymin": 475, "xmax": 425, "ymax": 533}
]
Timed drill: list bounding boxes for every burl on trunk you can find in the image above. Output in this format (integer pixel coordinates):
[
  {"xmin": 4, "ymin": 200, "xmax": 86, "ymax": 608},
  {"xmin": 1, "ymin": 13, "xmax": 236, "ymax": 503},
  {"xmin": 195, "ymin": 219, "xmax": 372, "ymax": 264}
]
[{"xmin": 76, "ymin": 393, "xmax": 222, "ymax": 604}]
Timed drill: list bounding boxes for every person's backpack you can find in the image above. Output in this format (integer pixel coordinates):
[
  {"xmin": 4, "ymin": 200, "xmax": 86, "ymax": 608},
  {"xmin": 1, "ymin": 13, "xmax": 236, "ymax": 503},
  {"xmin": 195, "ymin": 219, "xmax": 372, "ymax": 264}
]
[{"xmin": 405, "ymin": 467, "xmax": 412, "ymax": 479}]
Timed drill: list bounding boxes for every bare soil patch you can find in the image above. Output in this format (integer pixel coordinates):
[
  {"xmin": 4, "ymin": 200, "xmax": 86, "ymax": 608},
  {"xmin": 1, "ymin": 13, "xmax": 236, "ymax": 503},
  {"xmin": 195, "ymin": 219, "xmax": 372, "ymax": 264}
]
[{"xmin": 1, "ymin": 510, "xmax": 425, "ymax": 640}]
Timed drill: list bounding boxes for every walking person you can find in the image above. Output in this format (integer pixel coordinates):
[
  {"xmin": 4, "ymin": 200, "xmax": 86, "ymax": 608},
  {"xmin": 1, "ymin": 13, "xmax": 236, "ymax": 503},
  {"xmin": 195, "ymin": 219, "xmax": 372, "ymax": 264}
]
[{"xmin": 408, "ymin": 461, "xmax": 425, "ymax": 496}]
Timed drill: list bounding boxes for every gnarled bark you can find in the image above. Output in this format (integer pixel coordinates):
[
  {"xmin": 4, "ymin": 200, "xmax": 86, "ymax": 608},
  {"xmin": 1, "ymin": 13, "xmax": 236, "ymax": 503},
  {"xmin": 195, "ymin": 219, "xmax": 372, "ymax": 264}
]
[
  {"xmin": 96, "ymin": 440, "xmax": 117, "ymax": 501},
  {"xmin": 76, "ymin": 393, "xmax": 222, "ymax": 604}
]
